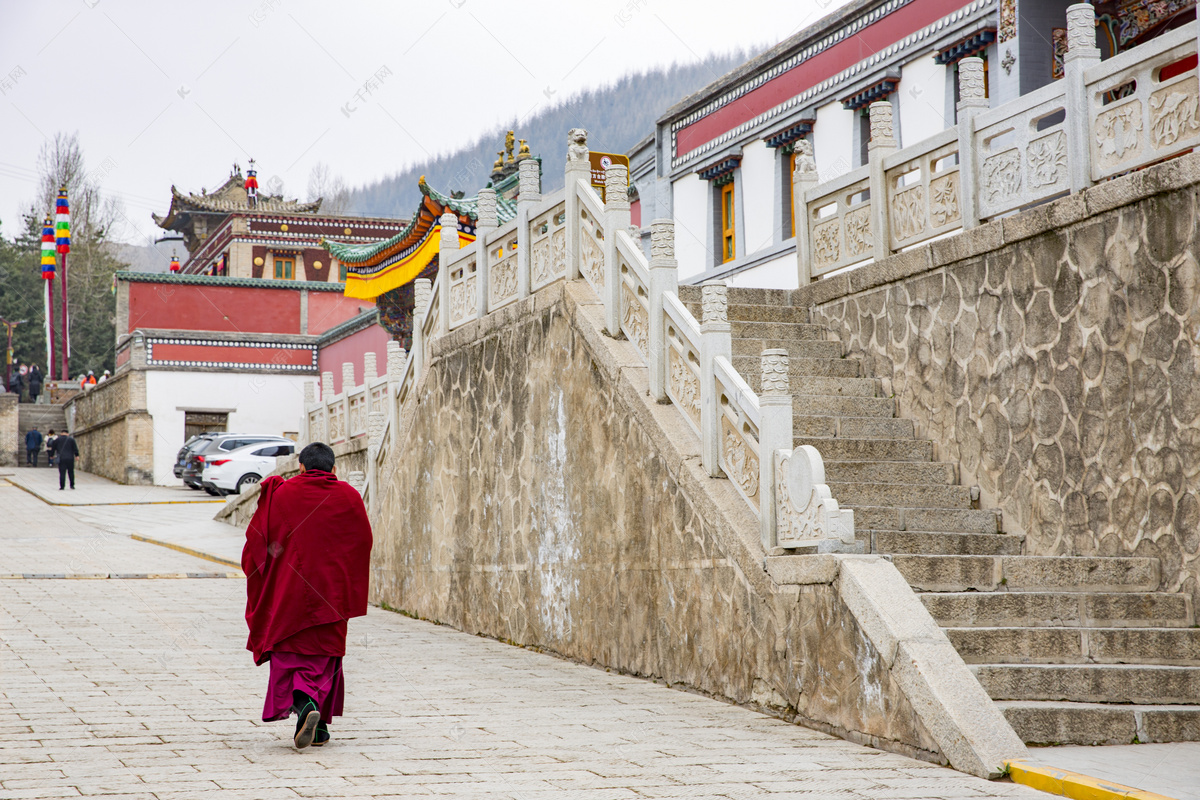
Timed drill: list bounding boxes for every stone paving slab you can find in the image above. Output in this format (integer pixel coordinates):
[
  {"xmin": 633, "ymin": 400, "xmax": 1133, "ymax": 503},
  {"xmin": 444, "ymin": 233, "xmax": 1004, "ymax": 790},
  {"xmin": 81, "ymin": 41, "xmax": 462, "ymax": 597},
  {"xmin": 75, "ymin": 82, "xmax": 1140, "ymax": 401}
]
[
  {"xmin": 0, "ymin": 481, "xmax": 238, "ymax": 577},
  {"xmin": 1031, "ymin": 742, "xmax": 1199, "ymax": 800},
  {"xmin": 0, "ymin": 572, "xmax": 1046, "ymax": 799},
  {"xmin": 4, "ymin": 466, "xmax": 227, "ymax": 506}
]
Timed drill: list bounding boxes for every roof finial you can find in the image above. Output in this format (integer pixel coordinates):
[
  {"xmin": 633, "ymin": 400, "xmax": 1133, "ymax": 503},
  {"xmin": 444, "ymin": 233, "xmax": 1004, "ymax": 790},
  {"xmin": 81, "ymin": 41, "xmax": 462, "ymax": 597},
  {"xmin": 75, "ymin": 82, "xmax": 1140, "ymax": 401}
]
[
  {"xmin": 504, "ymin": 130, "xmax": 515, "ymax": 164},
  {"xmin": 245, "ymin": 158, "xmax": 258, "ymax": 208}
]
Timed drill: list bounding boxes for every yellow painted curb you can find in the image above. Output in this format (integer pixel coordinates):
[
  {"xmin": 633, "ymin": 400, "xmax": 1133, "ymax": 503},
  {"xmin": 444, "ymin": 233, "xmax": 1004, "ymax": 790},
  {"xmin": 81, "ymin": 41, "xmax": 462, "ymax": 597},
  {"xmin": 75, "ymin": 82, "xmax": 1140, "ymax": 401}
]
[
  {"xmin": 130, "ymin": 534, "xmax": 244, "ymax": 572},
  {"xmin": 1006, "ymin": 760, "xmax": 1179, "ymax": 800},
  {"xmin": 3, "ymin": 478, "xmax": 223, "ymax": 506}
]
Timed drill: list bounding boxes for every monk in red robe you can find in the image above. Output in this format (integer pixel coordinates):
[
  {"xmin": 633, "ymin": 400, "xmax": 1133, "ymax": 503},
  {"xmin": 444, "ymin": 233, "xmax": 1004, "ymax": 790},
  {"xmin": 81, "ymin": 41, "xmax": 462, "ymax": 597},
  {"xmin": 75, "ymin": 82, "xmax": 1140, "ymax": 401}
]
[{"xmin": 242, "ymin": 442, "xmax": 373, "ymax": 749}]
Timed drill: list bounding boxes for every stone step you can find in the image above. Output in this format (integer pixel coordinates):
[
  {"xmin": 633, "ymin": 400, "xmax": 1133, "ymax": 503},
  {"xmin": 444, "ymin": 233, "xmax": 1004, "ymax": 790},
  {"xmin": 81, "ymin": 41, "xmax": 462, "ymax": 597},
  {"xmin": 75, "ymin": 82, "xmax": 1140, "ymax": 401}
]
[
  {"xmin": 868, "ymin": 530, "xmax": 1023, "ymax": 556},
  {"xmin": 921, "ymin": 591, "xmax": 1195, "ymax": 629},
  {"xmin": 792, "ymin": 437, "xmax": 932, "ymax": 463},
  {"xmin": 830, "ymin": 481, "xmax": 974, "ymax": 510},
  {"xmin": 732, "ymin": 355, "xmax": 859, "ymax": 378},
  {"xmin": 794, "ymin": 416, "xmax": 915, "ymax": 440},
  {"xmin": 824, "ymin": 460, "xmax": 956, "ymax": 485},
  {"xmin": 974, "ymin": 664, "xmax": 1200, "ymax": 705},
  {"xmin": 679, "ymin": 286, "xmax": 798, "ymax": 307},
  {"xmin": 731, "ymin": 339, "xmax": 843, "ymax": 359},
  {"xmin": 946, "ymin": 627, "xmax": 1200, "ymax": 665},
  {"xmin": 892, "ymin": 555, "xmax": 1160, "ymax": 593},
  {"xmin": 852, "ymin": 506, "xmax": 1002, "ymax": 534},
  {"xmin": 998, "ymin": 700, "xmax": 1200, "ymax": 745},
  {"xmin": 744, "ymin": 374, "xmax": 878, "ymax": 397},
  {"xmin": 709, "ymin": 304, "xmax": 811, "ymax": 324},
  {"xmin": 730, "ymin": 320, "xmax": 829, "ymax": 341},
  {"xmin": 792, "ymin": 395, "xmax": 894, "ymax": 418}
]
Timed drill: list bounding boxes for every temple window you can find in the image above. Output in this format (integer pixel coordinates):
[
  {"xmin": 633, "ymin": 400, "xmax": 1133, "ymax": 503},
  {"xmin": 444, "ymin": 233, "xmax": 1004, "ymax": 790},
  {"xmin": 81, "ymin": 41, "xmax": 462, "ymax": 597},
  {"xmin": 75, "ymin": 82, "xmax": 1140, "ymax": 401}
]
[
  {"xmin": 784, "ymin": 149, "xmax": 798, "ymax": 239},
  {"xmin": 720, "ymin": 182, "xmax": 735, "ymax": 264},
  {"xmin": 339, "ymin": 263, "xmax": 347, "ymax": 282},
  {"xmin": 274, "ymin": 256, "xmax": 295, "ymax": 280}
]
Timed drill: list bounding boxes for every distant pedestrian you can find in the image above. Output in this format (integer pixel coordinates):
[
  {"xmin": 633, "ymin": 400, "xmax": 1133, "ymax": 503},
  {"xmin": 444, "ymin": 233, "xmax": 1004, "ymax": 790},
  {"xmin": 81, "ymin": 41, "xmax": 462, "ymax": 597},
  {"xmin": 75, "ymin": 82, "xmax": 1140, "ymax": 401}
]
[
  {"xmin": 55, "ymin": 432, "xmax": 79, "ymax": 490},
  {"xmin": 25, "ymin": 426, "xmax": 43, "ymax": 467},
  {"xmin": 45, "ymin": 429, "xmax": 58, "ymax": 468},
  {"xmin": 85, "ymin": 371, "xmax": 96, "ymax": 386},
  {"xmin": 243, "ymin": 442, "xmax": 373, "ymax": 749},
  {"xmin": 7, "ymin": 364, "xmax": 21, "ymax": 396},
  {"xmin": 17, "ymin": 363, "xmax": 28, "ymax": 401},
  {"xmin": 28, "ymin": 364, "xmax": 42, "ymax": 404},
  {"xmin": 99, "ymin": 370, "xmax": 111, "ymax": 383}
]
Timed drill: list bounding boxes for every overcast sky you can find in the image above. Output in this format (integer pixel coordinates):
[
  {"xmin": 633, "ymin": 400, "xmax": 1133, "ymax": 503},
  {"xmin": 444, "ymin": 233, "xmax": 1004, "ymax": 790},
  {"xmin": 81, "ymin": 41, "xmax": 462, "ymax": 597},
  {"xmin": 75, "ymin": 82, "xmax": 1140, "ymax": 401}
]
[{"xmin": 0, "ymin": 0, "xmax": 853, "ymax": 244}]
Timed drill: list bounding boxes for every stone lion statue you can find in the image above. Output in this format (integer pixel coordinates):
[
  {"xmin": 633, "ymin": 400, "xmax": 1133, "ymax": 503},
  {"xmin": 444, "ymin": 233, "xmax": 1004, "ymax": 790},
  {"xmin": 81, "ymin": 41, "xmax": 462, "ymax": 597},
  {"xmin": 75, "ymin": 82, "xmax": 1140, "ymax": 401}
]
[{"xmin": 567, "ymin": 128, "xmax": 589, "ymax": 162}]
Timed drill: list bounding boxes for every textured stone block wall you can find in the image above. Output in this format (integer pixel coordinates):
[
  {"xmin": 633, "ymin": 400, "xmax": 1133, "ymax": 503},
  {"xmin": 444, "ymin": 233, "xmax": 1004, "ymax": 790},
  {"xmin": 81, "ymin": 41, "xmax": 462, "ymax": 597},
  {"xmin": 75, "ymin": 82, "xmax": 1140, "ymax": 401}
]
[
  {"xmin": 809, "ymin": 160, "xmax": 1200, "ymax": 610},
  {"xmin": 370, "ymin": 285, "xmax": 946, "ymax": 765},
  {"xmin": 68, "ymin": 372, "xmax": 154, "ymax": 485},
  {"xmin": 0, "ymin": 394, "xmax": 17, "ymax": 466}
]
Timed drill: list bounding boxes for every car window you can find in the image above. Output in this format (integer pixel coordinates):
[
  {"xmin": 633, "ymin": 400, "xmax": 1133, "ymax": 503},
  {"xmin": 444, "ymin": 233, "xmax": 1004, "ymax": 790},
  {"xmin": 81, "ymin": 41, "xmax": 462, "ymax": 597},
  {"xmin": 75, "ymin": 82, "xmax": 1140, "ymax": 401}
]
[{"xmin": 251, "ymin": 446, "xmax": 278, "ymax": 457}]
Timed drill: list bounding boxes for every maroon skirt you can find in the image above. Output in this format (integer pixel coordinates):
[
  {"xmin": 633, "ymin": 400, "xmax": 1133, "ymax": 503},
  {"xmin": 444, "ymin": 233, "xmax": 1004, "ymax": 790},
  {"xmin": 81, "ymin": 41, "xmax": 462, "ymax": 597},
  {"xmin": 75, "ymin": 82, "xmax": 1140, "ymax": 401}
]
[{"xmin": 262, "ymin": 651, "xmax": 344, "ymax": 723}]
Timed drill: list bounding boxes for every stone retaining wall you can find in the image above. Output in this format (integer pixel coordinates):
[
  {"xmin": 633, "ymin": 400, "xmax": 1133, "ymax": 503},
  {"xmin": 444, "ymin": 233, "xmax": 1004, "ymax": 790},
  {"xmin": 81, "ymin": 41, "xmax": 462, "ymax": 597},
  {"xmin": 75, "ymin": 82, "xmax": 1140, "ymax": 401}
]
[
  {"xmin": 65, "ymin": 371, "xmax": 154, "ymax": 485},
  {"xmin": 800, "ymin": 153, "xmax": 1200, "ymax": 611},
  {"xmin": 0, "ymin": 394, "xmax": 16, "ymax": 466},
  {"xmin": 368, "ymin": 281, "xmax": 1022, "ymax": 777}
]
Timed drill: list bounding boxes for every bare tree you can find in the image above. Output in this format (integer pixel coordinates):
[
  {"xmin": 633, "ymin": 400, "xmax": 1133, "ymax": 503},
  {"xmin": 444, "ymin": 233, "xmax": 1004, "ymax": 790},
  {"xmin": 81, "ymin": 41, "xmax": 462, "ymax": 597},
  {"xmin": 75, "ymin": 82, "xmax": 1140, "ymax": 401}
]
[{"xmin": 307, "ymin": 162, "xmax": 351, "ymax": 214}]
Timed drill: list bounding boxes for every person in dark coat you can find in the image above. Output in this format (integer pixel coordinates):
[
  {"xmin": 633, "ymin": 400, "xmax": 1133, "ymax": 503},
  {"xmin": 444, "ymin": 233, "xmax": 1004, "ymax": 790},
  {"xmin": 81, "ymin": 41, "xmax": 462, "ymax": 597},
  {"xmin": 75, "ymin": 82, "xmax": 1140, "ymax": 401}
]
[
  {"xmin": 55, "ymin": 432, "xmax": 79, "ymax": 490},
  {"xmin": 27, "ymin": 364, "xmax": 43, "ymax": 403},
  {"xmin": 25, "ymin": 427, "xmax": 43, "ymax": 467},
  {"xmin": 45, "ymin": 429, "xmax": 58, "ymax": 468}
]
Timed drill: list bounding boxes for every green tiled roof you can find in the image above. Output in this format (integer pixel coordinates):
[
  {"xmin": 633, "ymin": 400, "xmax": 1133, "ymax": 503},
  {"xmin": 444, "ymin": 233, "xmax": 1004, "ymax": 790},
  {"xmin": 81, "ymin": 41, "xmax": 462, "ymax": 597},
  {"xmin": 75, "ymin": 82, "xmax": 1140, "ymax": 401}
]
[{"xmin": 114, "ymin": 271, "xmax": 348, "ymax": 292}]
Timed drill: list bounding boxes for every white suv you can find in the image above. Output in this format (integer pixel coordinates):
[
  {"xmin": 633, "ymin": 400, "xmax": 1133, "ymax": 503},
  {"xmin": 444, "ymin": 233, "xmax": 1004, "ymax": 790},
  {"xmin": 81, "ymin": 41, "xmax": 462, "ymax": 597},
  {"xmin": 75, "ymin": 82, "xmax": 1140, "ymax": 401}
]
[{"xmin": 200, "ymin": 440, "xmax": 295, "ymax": 495}]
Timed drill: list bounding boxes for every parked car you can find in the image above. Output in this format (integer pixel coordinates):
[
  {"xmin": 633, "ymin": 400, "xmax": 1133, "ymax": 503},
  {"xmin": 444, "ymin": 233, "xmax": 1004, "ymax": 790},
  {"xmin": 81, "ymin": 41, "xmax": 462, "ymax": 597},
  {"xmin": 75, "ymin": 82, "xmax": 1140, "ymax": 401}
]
[
  {"xmin": 200, "ymin": 440, "xmax": 296, "ymax": 495},
  {"xmin": 175, "ymin": 433, "xmax": 222, "ymax": 479},
  {"xmin": 182, "ymin": 434, "xmax": 292, "ymax": 490}
]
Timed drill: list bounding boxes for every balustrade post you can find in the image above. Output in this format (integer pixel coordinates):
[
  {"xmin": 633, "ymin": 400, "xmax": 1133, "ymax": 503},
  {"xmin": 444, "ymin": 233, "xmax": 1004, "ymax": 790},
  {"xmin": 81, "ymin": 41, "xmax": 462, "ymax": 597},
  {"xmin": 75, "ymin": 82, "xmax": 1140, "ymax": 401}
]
[
  {"xmin": 517, "ymin": 158, "xmax": 541, "ymax": 300},
  {"xmin": 302, "ymin": 381, "xmax": 315, "ymax": 446},
  {"xmin": 385, "ymin": 340, "xmax": 404, "ymax": 385},
  {"xmin": 476, "ymin": 186, "xmax": 497, "ymax": 316},
  {"xmin": 363, "ymin": 352, "xmax": 378, "ymax": 414},
  {"xmin": 699, "ymin": 280, "xmax": 731, "ymax": 477},
  {"xmin": 1064, "ymin": 3, "xmax": 1101, "ymax": 193},
  {"xmin": 955, "ymin": 57, "xmax": 989, "ymax": 229},
  {"xmin": 366, "ymin": 410, "xmax": 386, "ymax": 516},
  {"xmin": 564, "ymin": 128, "xmax": 590, "ymax": 281},
  {"xmin": 341, "ymin": 361, "xmax": 355, "ymax": 438},
  {"xmin": 647, "ymin": 220, "xmax": 677, "ymax": 402},
  {"xmin": 413, "ymin": 278, "xmax": 431, "ymax": 377},
  {"xmin": 867, "ymin": 101, "xmax": 897, "ymax": 262},
  {"xmin": 437, "ymin": 211, "xmax": 458, "ymax": 335},
  {"xmin": 603, "ymin": 163, "xmax": 630, "ymax": 336},
  {"xmin": 792, "ymin": 139, "xmax": 819, "ymax": 284},
  {"xmin": 320, "ymin": 370, "xmax": 334, "ymax": 444},
  {"xmin": 758, "ymin": 349, "xmax": 793, "ymax": 550}
]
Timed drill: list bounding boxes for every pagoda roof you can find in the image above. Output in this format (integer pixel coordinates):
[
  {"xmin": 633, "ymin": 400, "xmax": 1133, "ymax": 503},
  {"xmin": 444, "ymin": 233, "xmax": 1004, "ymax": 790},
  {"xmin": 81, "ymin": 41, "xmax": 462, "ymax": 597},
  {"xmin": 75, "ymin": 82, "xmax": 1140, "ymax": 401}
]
[
  {"xmin": 323, "ymin": 177, "xmax": 515, "ymax": 266},
  {"xmin": 152, "ymin": 169, "xmax": 323, "ymax": 230}
]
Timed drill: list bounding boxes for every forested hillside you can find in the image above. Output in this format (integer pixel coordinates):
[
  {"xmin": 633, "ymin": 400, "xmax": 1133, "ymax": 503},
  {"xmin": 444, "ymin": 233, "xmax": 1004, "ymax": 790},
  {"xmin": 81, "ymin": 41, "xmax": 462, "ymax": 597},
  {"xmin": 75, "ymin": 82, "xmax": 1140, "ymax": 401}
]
[{"xmin": 349, "ymin": 50, "xmax": 757, "ymax": 218}]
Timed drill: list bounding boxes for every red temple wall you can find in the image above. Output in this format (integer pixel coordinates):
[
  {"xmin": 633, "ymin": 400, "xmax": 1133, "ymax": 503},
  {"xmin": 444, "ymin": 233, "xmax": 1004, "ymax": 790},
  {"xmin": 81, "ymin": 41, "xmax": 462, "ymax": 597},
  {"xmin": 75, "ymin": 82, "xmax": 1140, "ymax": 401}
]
[
  {"xmin": 318, "ymin": 323, "xmax": 390, "ymax": 395},
  {"xmin": 307, "ymin": 292, "xmax": 375, "ymax": 335}
]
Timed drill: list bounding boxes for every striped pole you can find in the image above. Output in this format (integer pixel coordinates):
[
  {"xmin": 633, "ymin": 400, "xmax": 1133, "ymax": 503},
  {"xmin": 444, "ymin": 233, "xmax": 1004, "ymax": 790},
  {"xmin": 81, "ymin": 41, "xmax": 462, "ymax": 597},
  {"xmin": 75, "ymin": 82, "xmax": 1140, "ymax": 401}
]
[
  {"xmin": 40, "ymin": 216, "xmax": 56, "ymax": 385},
  {"xmin": 55, "ymin": 188, "xmax": 71, "ymax": 382}
]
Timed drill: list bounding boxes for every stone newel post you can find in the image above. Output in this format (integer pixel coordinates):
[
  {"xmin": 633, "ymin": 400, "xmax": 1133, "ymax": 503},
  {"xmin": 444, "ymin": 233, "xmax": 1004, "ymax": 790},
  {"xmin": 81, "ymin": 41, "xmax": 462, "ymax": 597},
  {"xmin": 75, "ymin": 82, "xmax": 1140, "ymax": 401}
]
[
  {"xmin": 564, "ymin": 128, "xmax": 590, "ymax": 281},
  {"xmin": 385, "ymin": 340, "xmax": 404, "ymax": 384},
  {"xmin": 341, "ymin": 362, "xmax": 356, "ymax": 394},
  {"xmin": 516, "ymin": 158, "xmax": 542, "ymax": 301},
  {"xmin": 758, "ymin": 349, "xmax": 793, "ymax": 549},
  {"xmin": 792, "ymin": 139, "xmax": 819, "ymax": 285},
  {"xmin": 867, "ymin": 101, "xmax": 897, "ymax": 262},
  {"xmin": 437, "ymin": 211, "xmax": 459, "ymax": 335},
  {"xmin": 363, "ymin": 352, "xmax": 378, "ymax": 414},
  {"xmin": 413, "ymin": 277, "xmax": 432, "ymax": 377},
  {"xmin": 699, "ymin": 280, "xmax": 731, "ymax": 477},
  {"xmin": 648, "ymin": 219, "xmax": 678, "ymax": 402},
  {"xmin": 341, "ymin": 361, "xmax": 356, "ymax": 437},
  {"xmin": 476, "ymin": 186, "xmax": 498, "ymax": 317},
  {"xmin": 321, "ymin": 371, "xmax": 334, "ymax": 402},
  {"xmin": 1064, "ymin": 3, "xmax": 1101, "ymax": 192},
  {"xmin": 366, "ymin": 409, "xmax": 386, "ymax": 515},
  {"xmin": 301, "ymin": 381, "xmax": 315, "ymax": 445},
  {"xmin": 320, "ymin": 370, "xmax": 334, "ymax": 444},
  {"xmin": 603, "ymin": 163, "xmax": 630, "ymax": 336},
  {"xmin": 955, "ymin": 57, "xmax": 988, "ymax": 229}
]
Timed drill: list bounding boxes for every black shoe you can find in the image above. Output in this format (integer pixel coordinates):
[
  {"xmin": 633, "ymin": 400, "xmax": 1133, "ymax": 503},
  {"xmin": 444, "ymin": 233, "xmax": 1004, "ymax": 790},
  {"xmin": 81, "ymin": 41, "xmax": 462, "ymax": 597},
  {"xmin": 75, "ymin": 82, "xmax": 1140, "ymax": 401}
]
[
  {"xmin": 311, "ymin": 721, "xmax": 330, "ymax": 747},
  {"xmin": 293, "ymin": 696, "xmax": 320, "ymax": 749}
]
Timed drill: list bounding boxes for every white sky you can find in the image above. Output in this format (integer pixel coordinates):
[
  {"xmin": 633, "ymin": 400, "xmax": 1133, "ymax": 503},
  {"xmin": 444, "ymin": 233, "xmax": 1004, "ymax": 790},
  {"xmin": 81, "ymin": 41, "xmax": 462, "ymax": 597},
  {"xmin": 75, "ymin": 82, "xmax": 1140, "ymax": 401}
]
[{"xmin": 0, "ymin": 0, "xmax": 853, "ymax": 244}]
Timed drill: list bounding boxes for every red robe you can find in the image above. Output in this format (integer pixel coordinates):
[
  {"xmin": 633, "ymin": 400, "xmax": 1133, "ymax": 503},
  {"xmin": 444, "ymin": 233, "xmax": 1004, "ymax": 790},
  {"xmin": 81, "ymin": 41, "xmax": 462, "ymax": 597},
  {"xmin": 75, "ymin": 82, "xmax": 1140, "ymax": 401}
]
[{"xmin": 242, "ymin": 470, "xmax": 373, "ymax": 665}]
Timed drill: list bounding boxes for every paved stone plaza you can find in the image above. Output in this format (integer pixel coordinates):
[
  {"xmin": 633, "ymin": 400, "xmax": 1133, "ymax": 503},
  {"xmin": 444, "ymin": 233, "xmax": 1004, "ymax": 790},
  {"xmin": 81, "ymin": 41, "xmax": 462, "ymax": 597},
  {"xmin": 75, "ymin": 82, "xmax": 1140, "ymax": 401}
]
[{"xmin": 0, "ymin": 472, "xmax": 1055, "ymax": 799}]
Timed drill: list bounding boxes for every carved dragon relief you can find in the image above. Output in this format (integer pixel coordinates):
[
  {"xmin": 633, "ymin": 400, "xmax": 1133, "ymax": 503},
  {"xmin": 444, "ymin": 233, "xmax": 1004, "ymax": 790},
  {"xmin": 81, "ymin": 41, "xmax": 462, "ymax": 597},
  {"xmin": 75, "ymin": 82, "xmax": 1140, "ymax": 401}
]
[{"xmin": 775, "ymin": 446, "xmax": 856, "ymax": 549}]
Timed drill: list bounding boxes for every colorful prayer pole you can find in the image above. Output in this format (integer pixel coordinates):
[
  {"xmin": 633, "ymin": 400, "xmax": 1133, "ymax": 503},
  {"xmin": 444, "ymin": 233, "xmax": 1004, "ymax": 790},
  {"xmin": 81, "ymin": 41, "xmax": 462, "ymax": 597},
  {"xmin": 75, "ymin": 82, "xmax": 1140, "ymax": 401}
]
[
  {"xmin": 56, "ymin": 187, "xmax": 70, "ymax": 381},
  {"xmin": 40, "ymin": 216, "xmax": 56, "ymax": 382}
]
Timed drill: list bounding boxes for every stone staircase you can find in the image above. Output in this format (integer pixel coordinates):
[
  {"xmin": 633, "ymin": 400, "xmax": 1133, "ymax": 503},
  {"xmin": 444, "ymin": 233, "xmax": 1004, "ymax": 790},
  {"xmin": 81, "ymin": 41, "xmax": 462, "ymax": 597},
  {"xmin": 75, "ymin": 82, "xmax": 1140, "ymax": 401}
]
[
  {"xmin": 680, "ymin": 285, "xmax": 1200, "ymax": 746},
  {"xmin": 17, "ymin": 404, "xmax": 68, "ymax": 466}
]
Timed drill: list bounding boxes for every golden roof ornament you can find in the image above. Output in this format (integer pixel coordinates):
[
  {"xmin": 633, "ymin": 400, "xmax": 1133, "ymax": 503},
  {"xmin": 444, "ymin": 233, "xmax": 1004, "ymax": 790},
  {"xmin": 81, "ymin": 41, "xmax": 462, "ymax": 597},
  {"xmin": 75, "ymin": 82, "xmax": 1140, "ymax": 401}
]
[
  {"xmin": 504, "ymin": 130, "xmax": 515, "ymax": 164},
  {"xmin": 493, "ymin": 151, "xmax": 504, "ymax": 171},
  {"xmin": 517, "ymin": 139, "xmax": 531, "ymax": 160}
]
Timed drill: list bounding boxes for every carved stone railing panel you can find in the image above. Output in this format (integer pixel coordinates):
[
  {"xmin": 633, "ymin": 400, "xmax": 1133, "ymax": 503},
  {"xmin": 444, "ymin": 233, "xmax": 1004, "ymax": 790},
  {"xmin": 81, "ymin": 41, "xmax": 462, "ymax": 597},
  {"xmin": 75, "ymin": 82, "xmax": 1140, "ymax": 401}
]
[
  {"xmin": 328, "ymin": 402, "xmax": 347, "ymax": 444},
  {"xmin": 616, "ymin": 233, "xmax": 651, "ymax": 361},
  {"xmin": 448, "ymin": 252, "xmax": 478, "ymax": 330},
  {"xmin": 883, "ymin": 128, "xmax": 962, "ymax": 251},
  {"xmin": 577, "ymin": 183, "xmax": 606, "ymax": 294},
  {"xmin": 1085, "ymin": 23, "xmax": 1199, "ymax": 182},
  {"xmin": 804, "ymin": 166, "xmax": 872, "ymax": 277},
  {"xmin": 530, "ymin": 198, "xmax": 568, "ymax": 291},
  {"xmin": 774, "ymin": 445, "xmax": 856, "ymax": 549},
  {"xmin": 713, "ymin": 356, "xmax": 762, "ymax": 513},
  {"xmin": 663, "ymin": 294, "xmax": 703, "ymax": 437},
  {"xmin": 486, "ymin": 220, "xmax": 520, "ymax": 311},
  {"xmin": 348, "ymin": 390, "xmax": 367, "ymax": 438},
  {"xmin": 973, "ymin": 81, "xmax": 1070, "ymax": 220}
]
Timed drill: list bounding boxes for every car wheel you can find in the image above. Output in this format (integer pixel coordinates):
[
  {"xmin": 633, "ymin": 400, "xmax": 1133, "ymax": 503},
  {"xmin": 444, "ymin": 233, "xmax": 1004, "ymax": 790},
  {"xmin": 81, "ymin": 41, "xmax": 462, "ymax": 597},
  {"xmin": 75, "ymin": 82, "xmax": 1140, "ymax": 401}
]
[
  {"xmin": 203, "ymin": 486, "xmax": 220, "ymax": 496},
  {"xmin": 236, "ymin": 474, "xmax": 262, "ymax": 493}
]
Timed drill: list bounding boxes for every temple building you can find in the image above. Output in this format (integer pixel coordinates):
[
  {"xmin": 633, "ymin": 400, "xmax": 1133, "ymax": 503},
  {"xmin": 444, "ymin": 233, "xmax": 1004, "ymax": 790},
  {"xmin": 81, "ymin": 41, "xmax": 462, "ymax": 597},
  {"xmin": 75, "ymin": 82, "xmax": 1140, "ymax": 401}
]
[
  {"xmin": 152, "ymin": 160, "xmax": 407, "ymax": 281},
  {"xmin": 322, "ymin": 132, "xmax": 532, "ymax": 349},
  {"xmin": 630, "ymin": 0, "xmax": 1197, "ymax": 288}
]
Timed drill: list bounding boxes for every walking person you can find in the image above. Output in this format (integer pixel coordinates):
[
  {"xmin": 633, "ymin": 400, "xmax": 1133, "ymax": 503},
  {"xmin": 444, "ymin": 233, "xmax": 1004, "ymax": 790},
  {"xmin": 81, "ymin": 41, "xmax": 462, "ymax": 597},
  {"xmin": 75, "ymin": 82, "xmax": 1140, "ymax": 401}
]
[
  {"xmin": 45, "ymin": 429, "xmax": 58, "ymax": 468},
  {"xmin": 16, "ymin": 363, "xmax": 27, "ymax": 401},
  {"xmin": 27, "ymin": 364, "xmax": 42, "ymax": 404},
  {"xmin": 24, "ymin": 426, "xmax": 42, "ymax": 467},
  {"xmin": 242, "ymin": 442, "xmax": 372, "ymax": 749},
  {"xmin": 7, "ymin": 363, "xmax": 21, "ymax": 396},
  {"xmin": 55, "ymin": 431, "xmax": 78, "ymax": 490}
]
